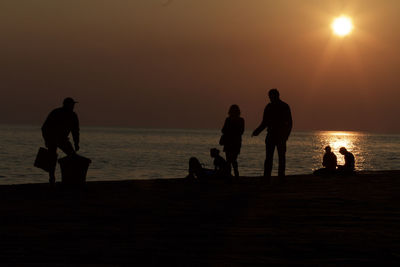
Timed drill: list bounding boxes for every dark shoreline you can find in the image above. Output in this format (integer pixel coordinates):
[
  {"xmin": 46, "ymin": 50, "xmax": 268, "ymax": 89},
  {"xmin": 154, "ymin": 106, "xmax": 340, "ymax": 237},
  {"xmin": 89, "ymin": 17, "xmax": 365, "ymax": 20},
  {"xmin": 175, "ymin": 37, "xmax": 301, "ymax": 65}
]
[{"xmin": 1, "ymin": 171, "xmax": 400, "ymax": 265}]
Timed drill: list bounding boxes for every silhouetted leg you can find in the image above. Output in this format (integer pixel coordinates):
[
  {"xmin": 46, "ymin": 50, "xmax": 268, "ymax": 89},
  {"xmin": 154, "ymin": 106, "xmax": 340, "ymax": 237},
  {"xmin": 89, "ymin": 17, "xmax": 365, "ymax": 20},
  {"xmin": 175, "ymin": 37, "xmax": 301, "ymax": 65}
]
[
  {"xmin": 50, "ymin": 139, "xmax": 75, "ymax": 184},
  {"xmin": 233, "ymin": 153, "xmax": 239, "ymax": 177},
  {"xmin": 232, "ymin": 160, "xmax": 239, "ymax": 177},
  {"xmin": 277, "ymin": 140, "xmax": 287, "ymax": 177},
  {"xmin": 227, "ymin": 152, "xmax": 239, "ymax": 177},
  {"xmin": 47, "ymin": 143, "xmax": 58, "ymax": 185},
  {"xmin": 264, "ymin": 137, "xmax": 275, "ymax": 177},
  {"xmin": 225, "ymin": 152, "xmax": 232, "ymax": 176}
]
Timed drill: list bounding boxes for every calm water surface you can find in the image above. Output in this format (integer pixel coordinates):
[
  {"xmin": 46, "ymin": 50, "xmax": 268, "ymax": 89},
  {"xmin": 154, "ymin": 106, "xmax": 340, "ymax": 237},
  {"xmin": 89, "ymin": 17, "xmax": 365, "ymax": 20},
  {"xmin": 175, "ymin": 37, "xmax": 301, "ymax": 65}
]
[{"xmin": 0, "ymin": 125, "xmax": 399, "ymax": 184}]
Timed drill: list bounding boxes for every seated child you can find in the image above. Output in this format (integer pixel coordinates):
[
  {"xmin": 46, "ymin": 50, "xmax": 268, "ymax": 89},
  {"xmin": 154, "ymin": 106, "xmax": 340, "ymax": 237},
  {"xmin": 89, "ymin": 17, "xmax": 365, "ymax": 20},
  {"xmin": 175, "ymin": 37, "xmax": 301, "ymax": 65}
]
[{"xmin": 210, "ymin": 148, "xmax": 230, "ymax": 178}]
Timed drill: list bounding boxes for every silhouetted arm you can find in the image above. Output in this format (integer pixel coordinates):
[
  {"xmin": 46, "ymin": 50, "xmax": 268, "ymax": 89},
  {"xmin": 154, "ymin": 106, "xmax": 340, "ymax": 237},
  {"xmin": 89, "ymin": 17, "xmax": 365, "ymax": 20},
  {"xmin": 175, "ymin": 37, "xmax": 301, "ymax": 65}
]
[
  {"xmin": 252, "ymin": 106, "xmax": 268, "ymax": 136},
  {"xmin": 239, "ymin": 117, "xmax": 245, "ymax": 136},
  {"xmin": 285, "ymin": 105, "xmax": 293, "ymax": 140}
]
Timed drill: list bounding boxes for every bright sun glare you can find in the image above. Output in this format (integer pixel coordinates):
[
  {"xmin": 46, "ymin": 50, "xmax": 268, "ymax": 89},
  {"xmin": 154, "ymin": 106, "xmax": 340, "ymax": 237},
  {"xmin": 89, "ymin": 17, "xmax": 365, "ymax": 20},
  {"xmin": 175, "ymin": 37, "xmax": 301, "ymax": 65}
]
[{"xmin": 331, "ymin": 16, "xmax": 353, "ymax": 37}]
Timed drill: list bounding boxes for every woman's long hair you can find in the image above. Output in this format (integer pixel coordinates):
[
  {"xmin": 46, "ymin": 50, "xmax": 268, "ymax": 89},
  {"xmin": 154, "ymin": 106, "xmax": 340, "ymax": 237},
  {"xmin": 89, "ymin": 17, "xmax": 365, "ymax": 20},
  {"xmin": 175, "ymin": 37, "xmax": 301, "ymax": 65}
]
[{"xmin": 228, "ymin": 104, "xmax": 241, "ymax": 118}]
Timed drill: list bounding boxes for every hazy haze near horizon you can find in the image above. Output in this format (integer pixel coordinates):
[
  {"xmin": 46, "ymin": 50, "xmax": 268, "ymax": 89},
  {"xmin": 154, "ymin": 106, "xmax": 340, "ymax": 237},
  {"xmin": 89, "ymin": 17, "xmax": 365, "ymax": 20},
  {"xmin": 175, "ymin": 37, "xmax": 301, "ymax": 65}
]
[{"xmin": 1, "ymin": 0, "xmax": 399, "ymax": 133}]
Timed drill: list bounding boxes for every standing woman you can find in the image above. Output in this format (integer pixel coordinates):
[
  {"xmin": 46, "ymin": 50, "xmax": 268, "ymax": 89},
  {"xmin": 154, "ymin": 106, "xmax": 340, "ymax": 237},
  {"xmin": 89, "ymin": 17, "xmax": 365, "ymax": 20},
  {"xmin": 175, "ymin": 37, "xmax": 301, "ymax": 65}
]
[{"xmin": 221, "ymin": 104, "xmax": 245, "ymax": 177}]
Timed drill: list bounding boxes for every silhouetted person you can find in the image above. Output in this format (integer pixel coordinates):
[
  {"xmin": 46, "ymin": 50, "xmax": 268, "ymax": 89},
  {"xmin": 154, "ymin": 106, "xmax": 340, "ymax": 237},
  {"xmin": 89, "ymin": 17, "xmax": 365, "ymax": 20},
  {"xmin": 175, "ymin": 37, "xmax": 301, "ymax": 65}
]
[
  {"xmin": 221, "ymin": 104, "xmax": 245, "ymax": 177},
  {"xmin": 337, "ymin": 147, "xmax": 355, "ymax": 174},
  {"xmin": 323, "ymin": 146, "xmax": 337, "ymax": 170},
  {"xmin": 252, "ymin": 89, "xmax": 292, "ymax": 178},
  {"xmin": 210, "ymin": 148, "xmax": 230, "ymax": 178},
  {"xmin": 42, "ymin": 97, "xmax": 80, "ymax": 185},
  {"xmin": 313, "ymin": 146, "xmax": 337, "ymax": 175},
  {"xmin": 186, "ymin": 157, "xmax": 207, "ymax": 180}
]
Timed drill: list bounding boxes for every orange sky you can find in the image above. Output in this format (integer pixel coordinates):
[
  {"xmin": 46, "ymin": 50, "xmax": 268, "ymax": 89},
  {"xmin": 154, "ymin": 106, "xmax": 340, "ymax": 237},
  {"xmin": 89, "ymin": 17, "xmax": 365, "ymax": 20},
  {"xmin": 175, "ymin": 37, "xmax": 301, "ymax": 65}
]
[{"xmin": 1, "ymin": 0, "xmax": 400, "ymax": 133}]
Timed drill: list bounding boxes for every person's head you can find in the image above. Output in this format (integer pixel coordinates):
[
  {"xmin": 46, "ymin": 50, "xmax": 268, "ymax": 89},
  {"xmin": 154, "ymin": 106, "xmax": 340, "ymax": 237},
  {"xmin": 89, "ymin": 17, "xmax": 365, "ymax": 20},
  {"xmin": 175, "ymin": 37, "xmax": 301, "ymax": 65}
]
[
  {"xmin": 268, "ymin": 88, "xmax": 280, "ymax": 103},
  {"xmin": 189, "ymin": 157, "xmax": 202, "ymax": 171},
  {"xmin": 339, "ymin": 147, "xmax": 347, "ymax": 155},
  {"xmin": 228, "ymin": 104, "xmax": 241, "ymax": 118},
  {"xmin": 63, "ymin": 97, "xmax": 78, "ymax": 111},
  {"xmin": 325, "ymin": 146, "xmax": 331, "ymax": 153},
  {"xmin": 210, "ymin": 148, "xmax": 220, "ymax": 158}
]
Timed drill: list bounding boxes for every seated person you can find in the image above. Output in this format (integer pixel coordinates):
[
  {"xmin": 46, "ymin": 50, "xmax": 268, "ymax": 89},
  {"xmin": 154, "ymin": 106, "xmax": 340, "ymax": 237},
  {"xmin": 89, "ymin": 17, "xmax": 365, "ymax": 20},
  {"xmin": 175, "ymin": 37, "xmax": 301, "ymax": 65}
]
[
  {"xmin": 337, "ymin": 147, "xmax": 355, "ymax": 174},
  {"xmin": 313, "ymin": 146, "xmax": 337, "ymax": 175},
  {"xmin": 186, "ymin": 157, "xmax": 210, "ymax": 180},
  {"xmin": 210, "ymin": 148, "xmax": 230, "ymax": 178},
  {"xmin": 323, "ymin": 146, "xmax": 337, "ymax": 171}
]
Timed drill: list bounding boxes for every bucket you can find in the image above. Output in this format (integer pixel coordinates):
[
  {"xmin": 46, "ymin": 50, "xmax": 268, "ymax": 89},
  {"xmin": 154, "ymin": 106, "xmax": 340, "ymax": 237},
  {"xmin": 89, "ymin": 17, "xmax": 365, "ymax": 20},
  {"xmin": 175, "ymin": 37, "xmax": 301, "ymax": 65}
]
[
  {"xmin": 34, "ymin": 147, "xmax": 51, "ymax": 172},
  {"xmin": 58, "ymin": 154, "xmax": 91, "ymax": 185}
]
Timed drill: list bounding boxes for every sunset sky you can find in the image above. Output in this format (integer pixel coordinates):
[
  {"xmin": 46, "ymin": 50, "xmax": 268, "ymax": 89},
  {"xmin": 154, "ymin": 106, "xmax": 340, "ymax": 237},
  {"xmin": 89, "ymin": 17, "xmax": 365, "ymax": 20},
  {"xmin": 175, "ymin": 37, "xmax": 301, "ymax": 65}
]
[{"xmin": 1, "ymin": 0, "xmax": 399, "ymax": 133}]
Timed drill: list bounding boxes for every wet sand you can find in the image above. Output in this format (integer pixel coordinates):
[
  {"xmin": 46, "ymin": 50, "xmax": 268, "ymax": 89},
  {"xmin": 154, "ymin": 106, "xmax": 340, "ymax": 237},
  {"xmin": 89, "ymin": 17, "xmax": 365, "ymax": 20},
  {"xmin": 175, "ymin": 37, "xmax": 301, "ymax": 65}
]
[{"xmin": 1, "ymin": 171, "xmax": 400, "ymax": 266}]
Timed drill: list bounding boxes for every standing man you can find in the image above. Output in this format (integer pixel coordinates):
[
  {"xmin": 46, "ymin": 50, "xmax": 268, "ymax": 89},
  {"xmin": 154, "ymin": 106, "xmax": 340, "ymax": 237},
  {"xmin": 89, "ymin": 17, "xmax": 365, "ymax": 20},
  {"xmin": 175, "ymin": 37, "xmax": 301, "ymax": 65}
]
[
  {"xmin": 252, "ymin": 89, "xmax": 292, "ymax": 178},
  {"xmin": 42, "ymin": 97, "xmax": 80, "ymax": 185}
]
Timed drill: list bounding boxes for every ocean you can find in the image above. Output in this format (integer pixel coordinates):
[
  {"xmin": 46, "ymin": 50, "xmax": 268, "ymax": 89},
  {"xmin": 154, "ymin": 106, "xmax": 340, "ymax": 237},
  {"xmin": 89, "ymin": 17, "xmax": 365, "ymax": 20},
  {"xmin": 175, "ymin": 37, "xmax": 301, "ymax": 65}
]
[{"xmin": 0, "ymin": 125, "xmax": 399, "ymax": 185}]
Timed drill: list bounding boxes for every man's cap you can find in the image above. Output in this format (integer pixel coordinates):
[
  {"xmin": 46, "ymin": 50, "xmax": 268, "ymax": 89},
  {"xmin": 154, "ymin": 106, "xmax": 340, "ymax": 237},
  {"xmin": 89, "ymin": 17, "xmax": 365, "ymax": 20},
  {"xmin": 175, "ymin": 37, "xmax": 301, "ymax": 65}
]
[
  {"xmin": 63, "ymin": 97, "xmax": 78, "ymax": 105},
  {"xmin": 339, "ymin": 147, "xmax": 347, "ymax": 153}
]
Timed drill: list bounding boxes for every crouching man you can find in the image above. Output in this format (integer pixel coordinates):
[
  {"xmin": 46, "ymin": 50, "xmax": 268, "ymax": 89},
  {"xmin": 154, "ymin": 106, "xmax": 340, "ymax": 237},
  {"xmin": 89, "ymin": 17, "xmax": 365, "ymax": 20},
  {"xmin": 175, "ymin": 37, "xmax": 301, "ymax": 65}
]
[{"xmin": 42, "ymin": 97, "xmax": 80, "ymax": 185}]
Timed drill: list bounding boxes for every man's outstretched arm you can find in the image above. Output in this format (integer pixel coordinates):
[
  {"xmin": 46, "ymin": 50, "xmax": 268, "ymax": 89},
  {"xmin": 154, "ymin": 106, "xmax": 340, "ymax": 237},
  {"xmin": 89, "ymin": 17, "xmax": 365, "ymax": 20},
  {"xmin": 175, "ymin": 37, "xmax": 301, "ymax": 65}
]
[{"xmin": 252, "ymin": 106, "xmax": 269, "ymax": 136}]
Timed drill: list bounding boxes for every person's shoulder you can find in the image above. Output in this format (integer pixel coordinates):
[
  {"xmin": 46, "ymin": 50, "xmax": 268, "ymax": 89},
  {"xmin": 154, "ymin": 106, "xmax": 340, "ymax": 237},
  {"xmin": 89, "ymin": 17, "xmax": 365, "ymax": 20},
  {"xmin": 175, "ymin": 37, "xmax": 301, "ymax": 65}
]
[
  {"xmin": 265, "ymin": 103, "xmax": 272, "ymax": 110},
  {"xmin": 53, "ymin": 107, "xmax": 63, "ymax": 112},
  {"xmin": 49, "ymin": 107, "xmax": 63, "ymax": 115},
  {"xmin": 231, "ymin": 116, "xmax": 244, "ymax": 122},
  {"xmin": 279, "ymin": 100, "xmax": 290, "ymax": 108}
]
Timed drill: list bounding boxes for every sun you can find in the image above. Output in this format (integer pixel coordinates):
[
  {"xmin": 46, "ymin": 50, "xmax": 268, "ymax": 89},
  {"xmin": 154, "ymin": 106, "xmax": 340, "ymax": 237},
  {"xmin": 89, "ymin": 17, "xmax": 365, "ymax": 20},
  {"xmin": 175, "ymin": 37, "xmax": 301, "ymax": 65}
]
[{"xmin": 331, "ymin": 16, "xmax": 353, "ymax": 37}]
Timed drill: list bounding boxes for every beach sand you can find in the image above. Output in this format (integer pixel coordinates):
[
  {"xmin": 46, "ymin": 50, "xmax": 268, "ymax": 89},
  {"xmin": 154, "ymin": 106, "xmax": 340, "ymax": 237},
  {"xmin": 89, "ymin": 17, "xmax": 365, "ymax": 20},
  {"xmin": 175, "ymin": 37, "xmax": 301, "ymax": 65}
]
[{"xmin": 1, "ymin": 171, "xmax": 400, "ymax": 266}]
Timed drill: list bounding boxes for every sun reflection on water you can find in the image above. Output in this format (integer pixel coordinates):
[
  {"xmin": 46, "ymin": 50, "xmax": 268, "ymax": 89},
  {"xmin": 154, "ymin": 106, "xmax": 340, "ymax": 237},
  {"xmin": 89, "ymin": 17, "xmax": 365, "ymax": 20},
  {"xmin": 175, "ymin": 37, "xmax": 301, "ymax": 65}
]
[{"xmin": 315, "ymin": 131, "xmax": 365, "ymax": 168}]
